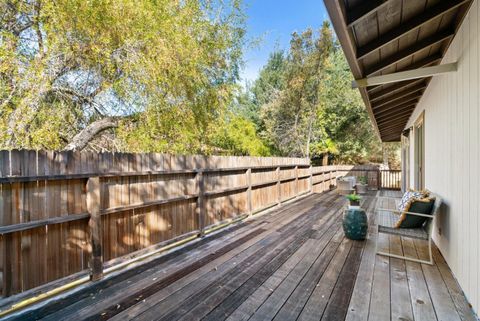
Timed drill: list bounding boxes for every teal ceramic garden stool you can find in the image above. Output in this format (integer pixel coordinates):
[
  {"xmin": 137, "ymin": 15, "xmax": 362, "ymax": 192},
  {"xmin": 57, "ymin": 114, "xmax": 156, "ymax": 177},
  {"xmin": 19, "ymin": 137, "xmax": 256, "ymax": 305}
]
[{"xmin": 343, "ymin": 207, "xmax": 368, "ymax": 240}]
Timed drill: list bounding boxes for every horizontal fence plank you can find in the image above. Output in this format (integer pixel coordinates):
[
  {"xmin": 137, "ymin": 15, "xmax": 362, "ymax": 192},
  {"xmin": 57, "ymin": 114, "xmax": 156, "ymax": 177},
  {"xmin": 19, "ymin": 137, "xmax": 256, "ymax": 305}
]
[
  {"xmin": 0, "ymin": 170, "xmax": 198, "ymax": 183},
  {"xmin": 0, "ymin": 165, "xmax": 312, "ymax": 184},
  {"xmin": 204, "ymin": 185, "xmax": 249, "ymax": 197},
  {"xmin": 101, "ymin": 195, "xmax": 199, "ymax": 215},
  {"xmin": 0, "ymin": 213, "xmax": 90, "ymax": 234}
]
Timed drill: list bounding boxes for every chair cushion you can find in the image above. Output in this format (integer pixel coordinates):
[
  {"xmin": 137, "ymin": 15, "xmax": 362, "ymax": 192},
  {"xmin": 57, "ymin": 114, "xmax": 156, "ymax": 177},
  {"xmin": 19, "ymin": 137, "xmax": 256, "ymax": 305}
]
[
  {"xmin": 395, "ymin": 197, "xmax": 435, "ymax": 228},
  {"xmin": 397, "ymin": 189, "xmax": 429, "ymax": 212}
]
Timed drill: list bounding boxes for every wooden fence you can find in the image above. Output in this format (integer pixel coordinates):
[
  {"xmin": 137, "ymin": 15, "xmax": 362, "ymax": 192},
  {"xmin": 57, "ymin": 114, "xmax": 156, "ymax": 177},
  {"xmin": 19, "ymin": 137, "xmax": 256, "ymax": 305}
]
[
  {"xmin": 334, "ymin": 165, "xmax": 402, "ymax": 190},
  {"xmin": 0, "ymin": 150, "xmax": 400, "ymax": 298}
]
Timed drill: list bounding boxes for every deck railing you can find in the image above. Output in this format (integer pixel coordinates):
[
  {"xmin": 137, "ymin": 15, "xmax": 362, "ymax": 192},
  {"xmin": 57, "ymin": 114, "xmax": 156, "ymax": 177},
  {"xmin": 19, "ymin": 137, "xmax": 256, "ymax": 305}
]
[
  {"xmin": 333, "ymin": 166, "xmax": 402, "ymax": 190},
  {"xmin": 379, "ymin": 169, "xmax": 402, "ymax": 190},
  {"xmin": 0, "ymin": 150, "xmax": 399, "ymax": 298}
]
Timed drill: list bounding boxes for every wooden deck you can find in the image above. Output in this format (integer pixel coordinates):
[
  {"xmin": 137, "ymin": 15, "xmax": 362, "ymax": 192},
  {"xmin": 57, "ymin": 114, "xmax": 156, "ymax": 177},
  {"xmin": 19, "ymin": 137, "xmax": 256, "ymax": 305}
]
[{"xmin": 5, "ymin": 190, "xmax": 477, "ymax": 321}]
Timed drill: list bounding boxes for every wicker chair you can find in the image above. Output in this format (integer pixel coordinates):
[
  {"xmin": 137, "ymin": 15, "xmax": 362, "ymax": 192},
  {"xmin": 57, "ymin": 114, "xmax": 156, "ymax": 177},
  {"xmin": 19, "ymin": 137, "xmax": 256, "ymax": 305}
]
[{"xmin": 375, "ymin": 194, "xmax": 442, "ymax": 265}]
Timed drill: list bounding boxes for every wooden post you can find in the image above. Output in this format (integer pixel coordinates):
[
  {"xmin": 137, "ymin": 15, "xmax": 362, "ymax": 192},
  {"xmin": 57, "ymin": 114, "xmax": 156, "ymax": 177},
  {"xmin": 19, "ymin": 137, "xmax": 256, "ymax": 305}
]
[
  {"xmin": 294, "ymin": 165, "xmax": 299, "ymax": 197},
  {"xmin": 196, "ymin": 171, "xmax": 206, "ymax": 236},
  {"xmin": 86, "ymin": 177, "xmax": 103, "ymax": 281},
  {"xmin": 309, "ymin": 165, "xmax": 313, "ymax": 193},
  {"xmin": 276, "ymin": 166, "xmax": 281, "ymax": 206},
  {"xmin": 377, "ymin": 169, "xmax": 382, "ymax": 190},
  {"xmin": 329, "ymin": 171, "xmax": 332, "ymax": 190},
  {"xmin": 246, "ymin": 168, "xmax": 252, "ymax": 215}
]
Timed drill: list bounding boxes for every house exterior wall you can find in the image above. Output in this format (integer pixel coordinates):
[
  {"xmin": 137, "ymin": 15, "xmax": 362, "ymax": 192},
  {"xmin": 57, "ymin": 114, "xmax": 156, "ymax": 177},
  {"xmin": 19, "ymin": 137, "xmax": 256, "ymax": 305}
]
[{"xmin": 405, "ymin": 0, "xmax": 480, "ymax": 314}]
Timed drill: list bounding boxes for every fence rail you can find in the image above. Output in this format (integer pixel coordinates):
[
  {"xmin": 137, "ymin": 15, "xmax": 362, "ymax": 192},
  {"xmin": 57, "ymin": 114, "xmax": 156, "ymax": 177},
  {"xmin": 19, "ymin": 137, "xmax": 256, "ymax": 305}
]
[{"xmin": 0, "ymin": 150, "xmax": 400, "ymax": 298}]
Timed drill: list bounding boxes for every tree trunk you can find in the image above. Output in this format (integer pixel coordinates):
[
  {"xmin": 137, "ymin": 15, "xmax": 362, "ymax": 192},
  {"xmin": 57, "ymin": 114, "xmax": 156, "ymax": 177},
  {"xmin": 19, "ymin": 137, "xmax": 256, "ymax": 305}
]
[
  {"xmin": 322, "ymin": 153, "xmax": 329, "ymax": 166},
  {"xmin": 305, "ymin": 118, "xmax": 312, "ymax": 158},
  {"xmin": 64, "ymin": 117, "xmax": 118, "ymax": 151}
]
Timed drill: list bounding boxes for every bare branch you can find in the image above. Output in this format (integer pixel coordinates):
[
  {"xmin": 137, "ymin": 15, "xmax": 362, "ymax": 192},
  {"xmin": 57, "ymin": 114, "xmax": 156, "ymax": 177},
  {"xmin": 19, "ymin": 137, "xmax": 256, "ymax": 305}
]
[{"xmin": 64, "ymin": 117, "xmax": 119, "ymax": 151}]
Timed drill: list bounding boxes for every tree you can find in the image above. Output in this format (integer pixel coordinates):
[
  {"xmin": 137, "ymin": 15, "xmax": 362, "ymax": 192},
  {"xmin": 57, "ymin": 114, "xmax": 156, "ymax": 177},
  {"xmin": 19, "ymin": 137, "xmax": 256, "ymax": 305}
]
[
  {"xmin": 234, "ymin": 22, "xmax": 385, "ymax": 163},
  {"xmin": 0, "ymin": 0, "xmax": 245, "ymax": 152},
  {"xmin": 318, "ymin": 48, "xmax": 381, "ymax": 164},
  {"xmin": 232, "ymin": 50, "xmax": 286, "ymax": 133},
  {"xmin": 211, "ymin": 114, "xmax": 270, "ymax": 156},
  {"xmin": 252, "ymin": 50, "xmax": 287, "ymax": 108},
  {"xmin": 260, "ymin": 22, "xmax": 334, "ymax": 157}
]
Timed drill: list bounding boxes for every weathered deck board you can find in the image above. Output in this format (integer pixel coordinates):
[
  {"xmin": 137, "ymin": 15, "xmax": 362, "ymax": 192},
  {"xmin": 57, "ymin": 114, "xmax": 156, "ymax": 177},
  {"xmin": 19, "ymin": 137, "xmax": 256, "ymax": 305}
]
[
  {"xmin": 4, "ymin": 190, "xmax": 477, "ymax": 321},
  {"xmin": 367, "ymin": 195, "xmax": 392, "ymax": 321},
  {"xmin": 402, "ymin": 237, "xmax": 437, "ymax": 321}
]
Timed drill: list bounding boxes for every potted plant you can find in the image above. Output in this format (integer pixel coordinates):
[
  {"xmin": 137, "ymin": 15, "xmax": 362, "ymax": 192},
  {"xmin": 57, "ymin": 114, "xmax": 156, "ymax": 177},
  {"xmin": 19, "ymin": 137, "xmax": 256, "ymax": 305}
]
[
  {"xmin": 356, "ymin": 176, "xmax": 368, "ymax": 194},
  {"xmin": 346, "ymin": 193, "xmax": 361, "ymax": 207},
  {"xmin": 343, "ymin": 193, "xmax": 367, "ymax": 240}
]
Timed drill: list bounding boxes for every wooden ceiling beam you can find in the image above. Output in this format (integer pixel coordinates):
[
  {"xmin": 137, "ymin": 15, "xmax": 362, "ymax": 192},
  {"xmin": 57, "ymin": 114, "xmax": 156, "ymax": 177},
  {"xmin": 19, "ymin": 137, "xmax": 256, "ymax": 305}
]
[
  {"xmin": 356, "ymin": 0, "xmax": 470, "ymax": 60},
  {"xmin": 371, "ymin": 83, "xmax": 426, "ymax": 109},
  {"xmin": 380, "ymin": 119, "xmax": 409, "ymax": 129},
  {"xmin": 373, "ymin": 93, "xmax": 420, "ymax": 112},
  {"xmin": 377, "ymin": 118, "xmax": 412, "ymax": 132},
  {"xmin": 382, "ymin": 135, "xmax": 401, "ymax": 142},
  {"xmin": 374, "ymin": 100, "xmax": 418, "ymax": 117},
  {"xmin": 346, "ymin": 0, "xmax": 391, "ymax": 28},
  {"xmin": 365, "ymin": 28, "xmax": 454, "ymax": 76},
  {"xmin": 377, "ymin": 115, "xmax": 412, "ymax": 127},
  {"xmin": 378, "ymin": 121, "xmax": 411, "ymax": 132},
  {"xmin": 402, "ymin": 53, "xmax": 443, "ymax": 71},
  {"xmin": 369, "ymin": 79, "xmax": 424, "ymax": 101},
  {"xmin": 376, "ymin": 108, "xmax": 414, "ymax": 123},
  {"xmin": 380, "ymin": 130, "xmax": 407, "ymax": 140},
  {"xmin": 375, "ymin": 103, "xmax": 416, "ymax": 121},
  {"xmin": 382, "ymin": 132, "xmax": 402, "ymax": 138},
  {"xmin": 377, "ymin": 107, "xmax": 414, "ymax": 124},
  {"xmin": 356, "ymin": 62, "xmax": 457, "ymax": 88},
  {"xmin": 380, "ymin": 123, "xmax": 408, "ymax": 134},
  {"xmin": 367, "ymin": 54, "xmax": 442, "ymax": 94},
  {"xmin": 381, "ymin": 131, "xmax": 405, "ymax": 140}
]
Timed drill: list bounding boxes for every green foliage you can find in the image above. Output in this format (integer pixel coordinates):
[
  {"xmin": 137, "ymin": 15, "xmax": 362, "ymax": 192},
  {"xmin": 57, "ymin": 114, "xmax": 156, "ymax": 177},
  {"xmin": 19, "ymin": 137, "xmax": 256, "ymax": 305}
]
[
  {"xmin": 358, "ymin": 176, "xmax": 368, "ymax": 185},
  {"xmin": 252, "ymin": 51, "xmax": 287, "ymax": 108},
  {"xmin": 318, "ymin": 49, "xmax": 381, "ymax": 163},
  {"xmin": 236, "ymin": 21, "xmax": 383, "ymax": 163},
  {"xmin": 259, "ymin": 23, "xmax": 335, "ymax": 157},
  {"xmin": 1, "ymin": 0, "xmax": 245, "ymax": 152},
  {"xmin": 346, "ymin": 193, "xmax": 361, "ymax": 202},
  {"xmin": 211, "ymin": 114, "xmax": 270, "ymax": 156},
  {"xmin": 310, "ymin": 138, "xmax": 339, "ymax": 157}
]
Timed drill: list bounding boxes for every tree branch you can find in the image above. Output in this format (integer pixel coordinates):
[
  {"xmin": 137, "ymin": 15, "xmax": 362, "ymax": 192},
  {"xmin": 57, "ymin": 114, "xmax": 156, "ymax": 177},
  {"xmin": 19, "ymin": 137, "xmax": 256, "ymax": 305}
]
[
  {"xmin": 64, "ymin": 117, "xmax": 119, "ymax": 151},
  {"xmin": 51, "ymin": 86, "xmax": 106, "ymax": 116}
]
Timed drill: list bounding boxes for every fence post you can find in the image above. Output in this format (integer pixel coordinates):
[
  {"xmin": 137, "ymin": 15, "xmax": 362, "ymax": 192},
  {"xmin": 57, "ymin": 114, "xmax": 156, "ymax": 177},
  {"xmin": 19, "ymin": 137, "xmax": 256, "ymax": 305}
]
[
  {"xmin": 86, "ymin": 177, "xmax": 103, "ymax": 281},
  {"xmin": 309, "ymin": 165, "xmax": 313, "ymax": 193},
  {"xmin": 377, "ymin": 169, "xmax": 382, "ymax": 190},
  {"xmin": 196, "ymin": 170, "xmax": 206, "ymax": 236},
  {"xmin": 295, "ymin": 165, "xmax": 299, "ymax": 197},
  {"xmin": 329, "ymin": 170, "xmax": 332, "ymax": 190},
  {"xmin": 276, "ymin": 166, "xmax": 281, "ymax": 206},
  {"xmin": 246, "ymin": 168, "xmax": 252, "ymax": 215}
]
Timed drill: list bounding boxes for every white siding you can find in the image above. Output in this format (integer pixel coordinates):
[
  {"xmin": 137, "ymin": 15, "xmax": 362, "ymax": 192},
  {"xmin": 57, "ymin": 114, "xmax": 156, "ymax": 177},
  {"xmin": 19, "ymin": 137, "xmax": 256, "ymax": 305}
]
[{"xmin": 406, "ymin": 0, "xmax": 480, "ymax": 314}]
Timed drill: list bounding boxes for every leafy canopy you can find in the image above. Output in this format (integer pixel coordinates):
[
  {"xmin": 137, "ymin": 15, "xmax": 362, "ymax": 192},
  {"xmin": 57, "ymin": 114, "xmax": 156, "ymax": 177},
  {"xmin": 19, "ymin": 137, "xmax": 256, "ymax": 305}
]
[
  {"xmin": 241, "ymin": 22, "xmax": 382, "ymax": 163},
  {"xmin": 1, "ymin": 0, "xmax": 245, "ymax": 152}
]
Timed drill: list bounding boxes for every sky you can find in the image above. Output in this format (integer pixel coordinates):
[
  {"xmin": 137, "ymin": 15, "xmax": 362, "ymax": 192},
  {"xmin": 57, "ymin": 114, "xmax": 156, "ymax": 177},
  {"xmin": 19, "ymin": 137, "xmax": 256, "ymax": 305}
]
[{"xmin": 240, "ymin": 0, "xmax": 330, "ymax": 84}]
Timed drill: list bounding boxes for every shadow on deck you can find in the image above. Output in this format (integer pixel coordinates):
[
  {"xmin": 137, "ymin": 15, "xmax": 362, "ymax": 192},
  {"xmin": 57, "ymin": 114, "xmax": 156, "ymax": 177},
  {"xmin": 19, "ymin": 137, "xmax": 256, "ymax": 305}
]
[{"xmin": 5, "ymin": 190, "xmax": 477, "ymax": 321}]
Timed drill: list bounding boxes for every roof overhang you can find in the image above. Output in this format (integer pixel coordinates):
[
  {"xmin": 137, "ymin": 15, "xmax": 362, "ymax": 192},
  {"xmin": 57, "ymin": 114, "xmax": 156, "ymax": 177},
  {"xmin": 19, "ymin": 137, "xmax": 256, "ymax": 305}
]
[{"xmin": 324, "ymin": 0, "xmax": 473, "ymax": 142}]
